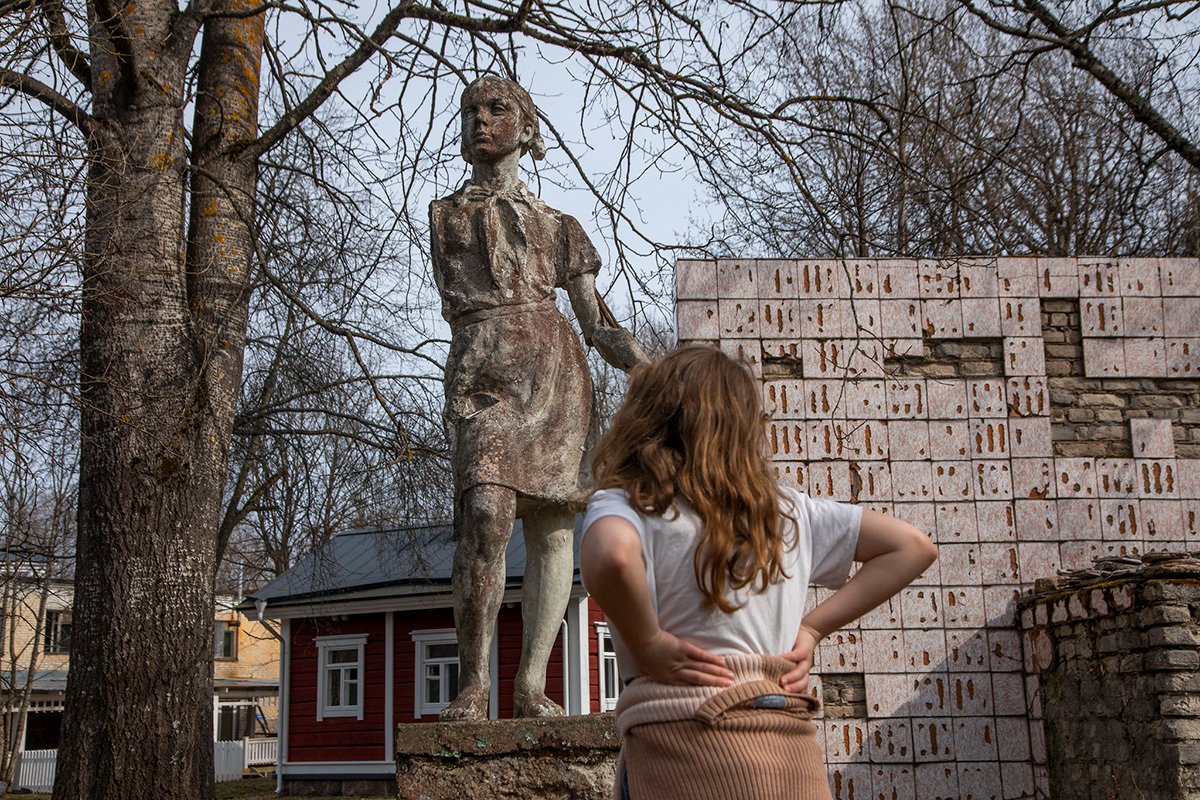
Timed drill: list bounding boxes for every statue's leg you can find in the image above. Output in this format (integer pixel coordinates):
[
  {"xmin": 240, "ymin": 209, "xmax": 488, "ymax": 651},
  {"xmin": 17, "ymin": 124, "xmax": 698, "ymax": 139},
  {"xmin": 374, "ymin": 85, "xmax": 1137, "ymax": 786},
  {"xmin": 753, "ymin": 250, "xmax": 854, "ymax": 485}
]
[
  {"xmin": 512, "ymin": 504, "xmax": 574, "ymax": 717},
  {"xmin": 439, "ymin": 483, "xmax": 515, "ymax": 721}
]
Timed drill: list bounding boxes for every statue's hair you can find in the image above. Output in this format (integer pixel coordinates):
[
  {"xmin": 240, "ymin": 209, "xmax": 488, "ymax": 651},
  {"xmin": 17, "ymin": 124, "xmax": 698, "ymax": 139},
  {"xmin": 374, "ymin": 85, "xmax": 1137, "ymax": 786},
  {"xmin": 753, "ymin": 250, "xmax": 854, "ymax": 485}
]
[
  {"xmin": 460, "ymin": 75, "xmax": 548, "ymax": 163},
  {"xmin": 591, "ymin": 344, "xmax": 792, "ymax": 613}
]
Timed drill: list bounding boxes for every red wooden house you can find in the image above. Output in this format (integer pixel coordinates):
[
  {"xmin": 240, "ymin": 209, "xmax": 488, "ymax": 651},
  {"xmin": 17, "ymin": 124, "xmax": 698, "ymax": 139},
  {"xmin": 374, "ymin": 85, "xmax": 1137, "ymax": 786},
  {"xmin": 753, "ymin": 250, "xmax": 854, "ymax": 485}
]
[{"xmin": 240, "ymin": 522, "xmax": 619, "ymax": 793}]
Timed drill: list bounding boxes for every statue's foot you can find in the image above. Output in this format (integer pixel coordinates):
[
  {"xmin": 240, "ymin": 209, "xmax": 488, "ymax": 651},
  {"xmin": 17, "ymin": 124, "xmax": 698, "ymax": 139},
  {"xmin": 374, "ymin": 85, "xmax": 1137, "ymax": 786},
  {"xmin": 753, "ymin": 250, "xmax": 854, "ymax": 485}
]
[
  {"xmin": 513, "ymin": 689, "xmax": 566, "ymax": 718},
  {"xmin": 439, "ymin": 684, "xmax": 489, "ymax": 721}
]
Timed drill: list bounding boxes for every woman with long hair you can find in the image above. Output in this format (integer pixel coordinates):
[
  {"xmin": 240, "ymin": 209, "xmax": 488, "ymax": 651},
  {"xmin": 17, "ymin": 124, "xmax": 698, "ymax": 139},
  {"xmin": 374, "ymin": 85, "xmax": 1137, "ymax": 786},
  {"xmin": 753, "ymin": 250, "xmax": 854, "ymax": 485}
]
[{"xmin": 581, "ymin": 344, "xmax": 937, "ymax": 799}]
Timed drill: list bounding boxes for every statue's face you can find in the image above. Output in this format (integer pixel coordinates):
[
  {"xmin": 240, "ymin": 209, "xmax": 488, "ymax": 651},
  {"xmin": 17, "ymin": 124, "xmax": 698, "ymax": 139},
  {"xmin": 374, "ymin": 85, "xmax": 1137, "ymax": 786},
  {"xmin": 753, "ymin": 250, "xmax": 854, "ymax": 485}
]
[{"xmin": 461, "ymin": 83, "xmax": 532, "ymax": 165}]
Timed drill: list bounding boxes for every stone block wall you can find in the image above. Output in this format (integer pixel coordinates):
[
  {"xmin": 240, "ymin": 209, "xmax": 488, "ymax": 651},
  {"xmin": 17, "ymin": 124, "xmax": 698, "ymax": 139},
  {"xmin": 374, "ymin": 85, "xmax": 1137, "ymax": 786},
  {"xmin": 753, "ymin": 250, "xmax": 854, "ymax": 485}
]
[
  {"xmin": 1021, "ymin": 564, "xmax": 1200, "ymax": 799},
  {"xmin": 677, "ymin": 256, "xmax": 1200, "ymax": 800}
]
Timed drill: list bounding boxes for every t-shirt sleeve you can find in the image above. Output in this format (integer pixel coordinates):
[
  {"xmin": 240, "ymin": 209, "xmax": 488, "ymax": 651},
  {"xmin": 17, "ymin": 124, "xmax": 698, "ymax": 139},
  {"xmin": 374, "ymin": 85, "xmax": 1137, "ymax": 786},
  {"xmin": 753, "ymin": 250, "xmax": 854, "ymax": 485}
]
[
  {"xmin": 581, "ymin": 489, "xmax": 646, "ymax": 566},
  {"xmin": 788, "ymin": 489, "xmax": 862, "ymax": 589}
]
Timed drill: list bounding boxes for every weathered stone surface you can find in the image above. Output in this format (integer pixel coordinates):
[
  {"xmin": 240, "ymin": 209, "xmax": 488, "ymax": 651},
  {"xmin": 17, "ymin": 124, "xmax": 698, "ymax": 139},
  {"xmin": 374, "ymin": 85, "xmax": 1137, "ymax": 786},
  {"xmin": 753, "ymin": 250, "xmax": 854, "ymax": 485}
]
[{"xmin": 395, "ymin": 715, "xmax": 620, "ymax": 800}]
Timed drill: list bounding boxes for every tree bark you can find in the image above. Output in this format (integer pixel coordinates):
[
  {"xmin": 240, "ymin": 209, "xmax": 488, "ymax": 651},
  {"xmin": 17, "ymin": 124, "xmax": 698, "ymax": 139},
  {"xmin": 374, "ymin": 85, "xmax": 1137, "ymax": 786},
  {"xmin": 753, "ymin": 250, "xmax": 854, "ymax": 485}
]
[{"xmin": 53, "ymin": 0, "xmax": 263, "ymax": 796}]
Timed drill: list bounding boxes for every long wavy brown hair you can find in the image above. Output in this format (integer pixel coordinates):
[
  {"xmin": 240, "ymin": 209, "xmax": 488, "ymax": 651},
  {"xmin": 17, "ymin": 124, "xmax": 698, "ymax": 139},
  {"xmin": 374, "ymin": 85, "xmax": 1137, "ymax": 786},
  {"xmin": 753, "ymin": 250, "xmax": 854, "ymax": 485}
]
[{"xmin": 591, "ymin": 344, "xmax": 790, "ymax": 612}]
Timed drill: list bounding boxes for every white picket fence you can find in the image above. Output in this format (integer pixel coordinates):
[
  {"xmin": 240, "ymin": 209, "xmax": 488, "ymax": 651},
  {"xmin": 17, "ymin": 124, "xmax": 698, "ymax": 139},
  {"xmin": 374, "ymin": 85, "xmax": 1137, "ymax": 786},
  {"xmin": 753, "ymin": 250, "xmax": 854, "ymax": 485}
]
[{"xmin": 12, "ymin": 737, "xmax": 277, "ymax": 791}]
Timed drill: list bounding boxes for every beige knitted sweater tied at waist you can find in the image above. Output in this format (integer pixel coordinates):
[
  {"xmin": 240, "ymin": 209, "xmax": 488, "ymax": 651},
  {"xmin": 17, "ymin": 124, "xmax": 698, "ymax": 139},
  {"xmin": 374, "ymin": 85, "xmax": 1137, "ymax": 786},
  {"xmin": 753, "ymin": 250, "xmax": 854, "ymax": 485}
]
[{"xmin": 613, "ymin": 654, "xmax": 831, "ymax": 800}]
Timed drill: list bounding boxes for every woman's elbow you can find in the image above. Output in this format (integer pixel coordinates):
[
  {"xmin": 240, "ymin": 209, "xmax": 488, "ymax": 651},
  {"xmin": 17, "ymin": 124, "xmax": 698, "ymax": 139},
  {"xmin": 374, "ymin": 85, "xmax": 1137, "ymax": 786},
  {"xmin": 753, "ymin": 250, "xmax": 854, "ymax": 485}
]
[{"xmin": 913, "ymin": 529, "xmax": 938, "ymax": 568}]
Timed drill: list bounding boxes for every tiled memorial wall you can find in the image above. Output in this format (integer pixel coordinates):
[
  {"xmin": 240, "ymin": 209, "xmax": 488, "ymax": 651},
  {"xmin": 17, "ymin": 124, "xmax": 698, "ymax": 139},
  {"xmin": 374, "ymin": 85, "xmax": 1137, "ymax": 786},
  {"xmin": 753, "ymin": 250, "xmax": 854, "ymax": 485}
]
[{"xmin": 675, "ymin": 257, "xmax": 1200, "ymax": 800}]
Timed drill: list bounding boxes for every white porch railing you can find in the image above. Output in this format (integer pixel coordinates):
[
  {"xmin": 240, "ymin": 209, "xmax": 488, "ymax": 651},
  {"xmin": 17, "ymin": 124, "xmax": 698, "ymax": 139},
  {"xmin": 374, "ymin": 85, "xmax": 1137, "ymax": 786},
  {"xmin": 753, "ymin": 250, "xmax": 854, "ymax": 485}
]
[{"xmin": 13, "ymin": 737, "xmax": 278, "ymax": 790}]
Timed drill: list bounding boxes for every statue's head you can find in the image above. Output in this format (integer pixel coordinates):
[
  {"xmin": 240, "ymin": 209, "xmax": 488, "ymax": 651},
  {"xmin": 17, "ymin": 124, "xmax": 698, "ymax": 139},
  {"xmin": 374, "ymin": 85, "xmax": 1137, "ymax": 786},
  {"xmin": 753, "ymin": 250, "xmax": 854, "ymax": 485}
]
[{"xmin": 459, "ymin": 75, "xmax": 547, "ymax": 165}]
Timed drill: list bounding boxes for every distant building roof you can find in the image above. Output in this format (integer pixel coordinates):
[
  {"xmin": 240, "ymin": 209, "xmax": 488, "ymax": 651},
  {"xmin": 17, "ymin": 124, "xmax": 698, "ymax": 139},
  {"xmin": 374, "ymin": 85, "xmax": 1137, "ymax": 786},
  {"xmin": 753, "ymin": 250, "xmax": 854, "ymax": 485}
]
[{"xmin": 240, "ymin": 519, "xmax": 585, "ymax": 613}]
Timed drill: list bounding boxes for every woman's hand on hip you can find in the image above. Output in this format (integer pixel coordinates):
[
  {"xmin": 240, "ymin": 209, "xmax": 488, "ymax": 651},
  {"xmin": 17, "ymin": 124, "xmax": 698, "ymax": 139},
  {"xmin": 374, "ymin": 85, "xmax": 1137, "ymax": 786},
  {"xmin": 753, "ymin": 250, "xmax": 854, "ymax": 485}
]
[
  {"xmin": 636, "ymin": 630, "xmax": 733, "ymax": 687},
  {"xmin": 778, "ymin": 625, "xmax": 821, "ymax": 693}
]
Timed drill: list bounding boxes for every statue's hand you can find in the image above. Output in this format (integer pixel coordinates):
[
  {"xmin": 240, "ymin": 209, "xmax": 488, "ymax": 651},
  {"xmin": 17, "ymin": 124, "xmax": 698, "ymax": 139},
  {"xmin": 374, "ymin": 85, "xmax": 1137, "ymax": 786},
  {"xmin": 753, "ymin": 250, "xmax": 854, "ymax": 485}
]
[{"xmin": 590, "ymin": 327, "xmax": 648, "ymax": 372}]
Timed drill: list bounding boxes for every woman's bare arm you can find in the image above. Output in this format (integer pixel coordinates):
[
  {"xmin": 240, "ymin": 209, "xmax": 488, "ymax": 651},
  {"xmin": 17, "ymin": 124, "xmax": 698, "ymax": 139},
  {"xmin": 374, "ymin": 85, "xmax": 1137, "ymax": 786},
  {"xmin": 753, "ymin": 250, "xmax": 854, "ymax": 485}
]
[
  {"xmin": 779, "ymin": 510, "xmax": 938, "ymax": 692},
  {"xmin": 581, "ymin": 515, "xmax": 733, "ymax": 687}
]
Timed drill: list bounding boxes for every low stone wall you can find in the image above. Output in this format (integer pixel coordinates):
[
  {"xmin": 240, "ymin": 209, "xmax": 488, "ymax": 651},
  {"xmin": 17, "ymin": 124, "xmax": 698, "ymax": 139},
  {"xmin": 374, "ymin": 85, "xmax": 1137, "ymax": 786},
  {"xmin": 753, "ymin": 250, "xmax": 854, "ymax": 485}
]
[
  {"xmin": 394, "ymin": 714, "xmax": 619, "ymax": 800},
  {"xmin": 1021, "ymin": 554, "xmax": 1200, "ymax": 799}
]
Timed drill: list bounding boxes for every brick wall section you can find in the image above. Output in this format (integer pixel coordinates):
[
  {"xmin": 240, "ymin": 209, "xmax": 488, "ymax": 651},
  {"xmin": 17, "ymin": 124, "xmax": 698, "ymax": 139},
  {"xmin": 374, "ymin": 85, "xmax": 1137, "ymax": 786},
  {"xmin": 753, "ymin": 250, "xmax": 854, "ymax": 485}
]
[
  {"xmin": 678, "ymin": 255, "xmax": 1200, "ymax": 800},
  {"xmin": 1021, "ymin": 569, "xmax": 1200, "ymax": 799}
]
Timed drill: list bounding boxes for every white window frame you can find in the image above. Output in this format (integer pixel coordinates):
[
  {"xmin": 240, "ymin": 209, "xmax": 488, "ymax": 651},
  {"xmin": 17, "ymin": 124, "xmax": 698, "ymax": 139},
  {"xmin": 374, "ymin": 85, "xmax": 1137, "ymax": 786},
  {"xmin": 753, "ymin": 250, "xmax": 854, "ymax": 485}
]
[
  {"xmin": 411, "ymin": 628, "xmax": 460, "ymax": 719},
  {"xmin": 315, "ymin": 634, "xmax": 367, "ymax": 721},
  {"xmin": 595, "ymin": 622, "xmax": 620, "ymax": 712},
  {"xmin": 213, "ymin": 619, "xmax": 238, "ymax": 660},
  {"xmin": 43, "ymin": 610, "xmax": 72, "ymax": 654}
]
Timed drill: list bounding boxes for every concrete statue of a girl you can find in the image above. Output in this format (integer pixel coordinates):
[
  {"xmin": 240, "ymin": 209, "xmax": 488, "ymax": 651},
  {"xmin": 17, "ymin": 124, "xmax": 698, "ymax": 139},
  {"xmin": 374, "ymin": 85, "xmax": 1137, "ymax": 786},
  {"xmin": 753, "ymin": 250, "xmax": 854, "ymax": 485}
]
[{"xmin": 429, "ymin": 75, "xmax": 646, "ymax": 720}]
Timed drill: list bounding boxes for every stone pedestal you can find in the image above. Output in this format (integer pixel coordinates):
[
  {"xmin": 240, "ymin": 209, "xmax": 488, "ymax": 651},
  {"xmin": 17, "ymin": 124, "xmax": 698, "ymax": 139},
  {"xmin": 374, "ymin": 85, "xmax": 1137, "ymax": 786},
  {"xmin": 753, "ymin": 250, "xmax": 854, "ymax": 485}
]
[{"xmin": 395, "ymin": 714, "xmax": 620, "ymax": 800}]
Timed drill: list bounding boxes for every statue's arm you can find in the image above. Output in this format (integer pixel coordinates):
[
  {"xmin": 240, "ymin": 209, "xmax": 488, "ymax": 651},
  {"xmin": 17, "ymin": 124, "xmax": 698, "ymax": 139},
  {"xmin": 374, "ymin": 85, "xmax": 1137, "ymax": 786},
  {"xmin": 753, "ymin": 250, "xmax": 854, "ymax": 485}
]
[{"xmin": 566, "ymin": 272, "xmax": 648, "ymax": 372}]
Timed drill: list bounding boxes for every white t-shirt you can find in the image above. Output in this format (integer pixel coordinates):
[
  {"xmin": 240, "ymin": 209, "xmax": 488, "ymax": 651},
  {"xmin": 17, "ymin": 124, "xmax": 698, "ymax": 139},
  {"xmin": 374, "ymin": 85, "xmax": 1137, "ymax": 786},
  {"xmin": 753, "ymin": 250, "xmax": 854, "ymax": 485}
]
[{"xmin": 581, "ymin": 487, "xmax": 861, "ymax": 679}]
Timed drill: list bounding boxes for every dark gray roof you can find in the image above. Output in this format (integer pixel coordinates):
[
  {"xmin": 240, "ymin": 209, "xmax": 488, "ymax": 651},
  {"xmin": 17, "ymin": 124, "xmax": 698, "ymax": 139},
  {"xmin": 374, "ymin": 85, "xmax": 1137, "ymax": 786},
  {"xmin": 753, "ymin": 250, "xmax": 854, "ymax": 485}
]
[{"xmin": 240, "ymin": 519, "xmax": 583, "ymax": 612}]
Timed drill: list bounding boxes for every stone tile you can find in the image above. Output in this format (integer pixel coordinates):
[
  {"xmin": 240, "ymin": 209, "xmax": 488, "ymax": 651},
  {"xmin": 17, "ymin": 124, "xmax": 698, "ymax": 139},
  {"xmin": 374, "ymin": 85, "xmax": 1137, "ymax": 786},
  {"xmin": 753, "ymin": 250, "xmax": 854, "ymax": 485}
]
[
  {"xmin": 1130, "ymin": 418, "xmax": 1175, "ymax": 458},
  {"xmin": 1095, "ymin": 458, "xmax": 1137, "ymax": 497},
  {"xmin": 948, "ymin": 673, "xmax": 993, "ymax": 715},
  {"xmin": 942, "ymin": 586, "xmax": 986, "ymax": 629},
  {"xmin": 924, "ymin": 298, "xmax": 964, "ymax": 338},
  {"xmin": 919, "ymin": 259, "xmax": 961, "ymax": 298},
  {"xmin": 1160, "ymin": 257, "xmax": 1200, "ymax": 295},
  {"xmin": 912, "ymin": 676, "xmax": 954, "ymax": 719},
  {"xmin": 925, "ymin": 378, "xmax": 968, "ymax": 418},
  {"xmin": 1000, "ymin": 297, "xmax": 1041, "ymax": 336},
  {"xmin": 1124, "ymin": 336, "xmax": 1168, "ymax": 377},
  {"xmin": 1081, "ymin": 337, "xmax": 1126, "ymax": 377},
  {"xmin": 1059, "ymin": 539, "xmax": 1103, "ymax": 570},
  {"xmin": 802, "ymin": 378, "xmax": 846, "ymax": 417},
  {"xmin": 889, "ymin": 420, "xmax": 931, "ymax": 460},
  {"xmin": 975, "ymin": 501, "xmax": 1017, "ymax": 541},
  {"xmin": 1167, "ymin": 337, "xmax": 1200, "ymax": 376},
  {"xmin": 716, "ymin": 258, "xmax": 758, "ymax": 297},
  {"xmin": 970, "ymin": 419, "xmax": 1010, "ymax": 459},
  {"xmin": 987, "ymin": 629, "xmax": 1023, "ymax": 672},
  {"xmin": 808, "ymin": 461, "xmax": 853, "ymax": 500},
  {"xmin": 860, "ymin": 595, "xmax": 904, "ymax": 632},
  {"xmin": 807, "ymin": 420, "xmax": 847, "ymax": 460},
  {"xmin": 1099, "ymin": 498, "xmax": 1142, "ymax": 540},
  {"xmin": 980, "ymin": 543, "xmax": 1021, "ymax": 584},
  {"xmin": 1017, "ymin": 542, "xmax": 1060, "ymax": 582},
  {"xmin": 1078, "ymin": 259, "xmax": 1122, "ymax": 296},
  {"xmin": 939, "ymin": 543, "xmax": 982, "ymax": 585},
  {"xmin": 995, "ymin": 717, "xmax": 1032, "ymax": 761},
  {"xmin": 762, "ymin": 378, "xmax": 805, "ymax": 419},
  {"xmin": 773, "ymin": 461, "xmax": 807, "ymax": 493},
  {"xmin": 912, "ymin": 719, "xmax": 956, "ymax": 760},
  {"xmin": 719, "ymin": 340, "xmax": 762, "ymax": 377},
  {"xmin": 1001, "ymin": 761, "xmax": 1035, "ymax": 799},
  {"xmin": 1135, "ymin": 458, "xmax": 1178, "ymax": 497},
  {"xmin": 1054, "ymin": 457, "xmax": 1098, "ymax": 498},
  {"xmin": 1003, "ymin": 337, "xmax": 1046, "ymax": 377},
  {"xmin": 905, "ymin": 628, "xmax": 948, "ymax": 672},
  {"xmin": 1120, "ymin": 258, "xmax": 1162, "ymax": 296},
  {"xmin": 960, "ymin": 261, "xmax": 1000, "ymax": 298},
  {"xmin": 717, "ymin": 297, "xmax": 759, "ymax": 338},
  {"xmin": 868, "ymin": 720, "xmax": 914, "ymax": 763},
  {"xmin": 842, "ymin": 338, "xmax": 887, "ymax": 378},
  {"xmin": 823, "ymin": 720, "xmax": 869, "ymax": 762},
  {"xmin": 878, "ymin": 259, "xmax": 920, "ymax": 298},
  {"xmin": 675, "ymin": 300, "xmax": 719, "ymax": 339},
  {"xmin": 828, "ymin": 764, "xmax": 871, "ymax": 800},
  {"xmin": 1011, "ymin": 458, "xmax": 1054, "ymax": 501},
  {"xmin": 953, "ymin": 717, "xmax": 998, "ymax": 762},
  {"xmin": 886, "ymin": 378, "xmax": 928, "ymax": 418},
  {"xmin": 853, "ymin": 461, "xmax": 893, "ymax": 500},
  {"xmin": 990, "ymin": 673, "xmax": 1026, "ymax": 717},
  {"xmin": 935, "ymin": 502, "xmax": 979, "ymax": 542},
  {"xmin": 966, "ymin": 378, "xmax": 1007, "ymax": 417},
  {"xmin": 901, "ymin": 587, "xmax": 943, "ymax": 628},
  {"xmin": 880, "ymin": 298, "xmax": 923, "ymax": 338},
  {"xmin": 845, "ymin": 422, "xmax": 890, "ymax": 462},
  {"xmin": 945, "ymin": 629, "xmax": 989, "ymax": 672},
  {"xmin": 760, "ymin": 339, "xmax": 801, "ymax": 371},
  {"xmin": 1123, "ymin": 296, "xmax": 1164, "ymax": 336},
  {"xmin": 871, "ymin": 764, "xmax": 916, "ymax": 800},
  {"xmin": 893, "ymin": 502, "xmax": 936, "ymax": 538},
  {"xmin": 801, "ymin": 339, "xmax": 852, "ymax": 378},
  {"xmin": 929, "ymin": 420, "xmax": 971, "ymax": 460},
  {"xmin": 933, "ymin": 461, "xmax": 974, "ymax": 501},
  {"xmin": 798, "ymin": 298, "xmax": 844, "ymax": 338},
  {"xmin": 758, "ymin": 298, "xmax": 801, "ymax": 337},
  {"xmin": 756, "ymin": 259, "xmax": 796, "ymax": 298},
  {"xmin": 972, "ymin": 461, "xmax": 1014, "ymax": 501},
  {"xmin": 844, "ymin": 379, "xmax": 886, "ymax": 419},
  {"xmin": 1037, "ymin": 257, "xmax": 1078, "ymax": 298},
  {"xmin": 847, "ymin": 259, "xmax": 878, "ymax": 297},
  {"xmin": 957, "ymin": 762, "xmax": 1002, "ymax": 800},
  {"xmin": 998, "ymin": 257, "xmax": 1038, "ymax": 297},
  {"xmin": 1081, "ymin": 297, "xmax": 1122, "ymax": 335},
  {"xmin": 845, "ymin": 297, "xmax": 882, "ymax": 338},
  {"xmin": 767, "ymin": 421, "xmax": 806, "ymax": 460},
  {"xmin": 1142, "ymin": 499, "xmax": 1184, "ymax": 542},
  {"xmin": 796, "ymin": 259, "xmax": 842, "ymax": 298},
  {"xmin": 1184, "ymin": 501, "xmax": 1200, "ymax": 540},
  {"xmin": 818, "ymin": 629, "xmax": 863, "ymax": 672},
  {"xmin": 1014, "ymin": 499, "xmax": 1059, "ymax": 540},
  {"xmin": 1007, "ymin": 376, "xmax": 1049, "ymax": 417},
  {"xmin": 961, "ymin": 298, "xmax": 1004, "ymax": 338},
  {"xmin": 675, "ymin": 259, "xmax": 718, "ymax": 299},
  {"xmin": 983, "ymin": 586, "xmax": 1021, "ymax": 627},
  {"xmin": 1055, "ymin": 498, "xmax": 1103, "ymax": 539},
  {"xmin": 861, "ymin": 629, "xmax": 905, "ymax": 673},
  {"xmin": 1164, "ymin": 296, "xmax": 1200, "ymax": 337},
  {"xmin": 1008, "ymin": 417, "xmax": 1053, "ymax": 457},
  {"xmin": 1180, "ymin": 459, "xmax": 1200, "ymax": 498}
]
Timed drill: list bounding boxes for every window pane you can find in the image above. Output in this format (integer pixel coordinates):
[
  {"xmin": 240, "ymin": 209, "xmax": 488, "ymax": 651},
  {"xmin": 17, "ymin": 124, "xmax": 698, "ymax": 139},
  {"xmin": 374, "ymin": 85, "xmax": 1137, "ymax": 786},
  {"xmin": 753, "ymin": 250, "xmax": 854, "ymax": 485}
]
[
  {"xmin": 345, "ymin": 676, "xmax": 358, "ymax": 706},
  {"xmin": 427, "ymin": 643, "xmax": 457, "ymax": 659},
  {"xmin": 426, "ymin": 674, "xmax": 440, "ymax": 705},
  {"xmin": 327, "ymin": 670, "xmax": 341, "ymax": 706},
  {"xmin": 329, "ymin": 648, "xmax": 357, "ymax": 664},
  {"xmin": 447, "ymin": 663, "xmax": 459, "ymax": 698}
]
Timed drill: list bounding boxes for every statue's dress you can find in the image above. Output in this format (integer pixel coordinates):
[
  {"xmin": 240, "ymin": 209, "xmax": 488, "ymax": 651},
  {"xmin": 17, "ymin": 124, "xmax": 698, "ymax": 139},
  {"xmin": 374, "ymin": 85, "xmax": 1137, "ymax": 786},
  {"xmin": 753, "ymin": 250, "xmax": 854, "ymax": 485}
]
[{"xmin": 430, "ymin": 181, "xmax": 596, "ymax": 504}]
